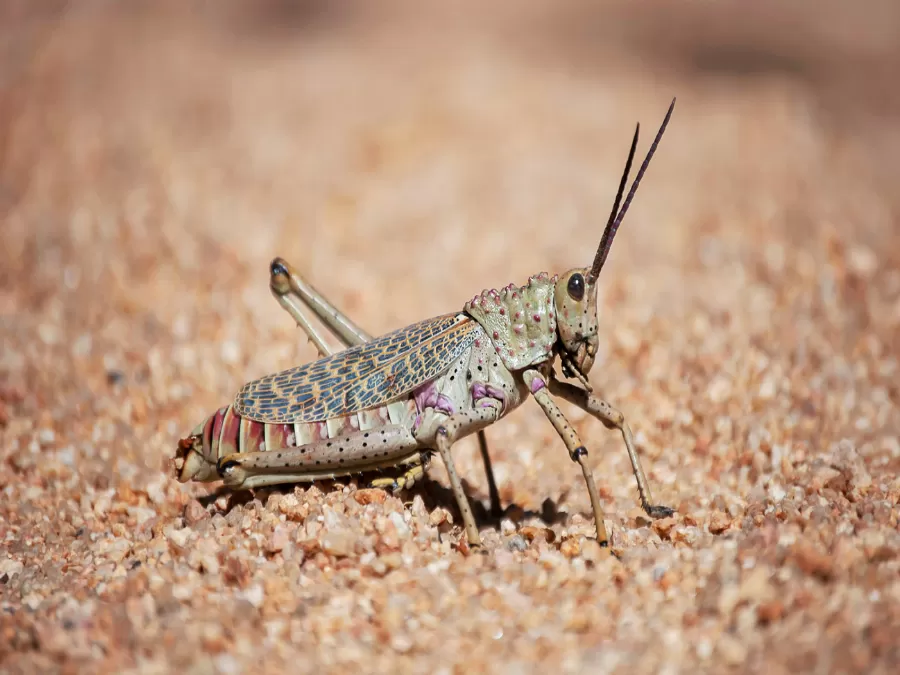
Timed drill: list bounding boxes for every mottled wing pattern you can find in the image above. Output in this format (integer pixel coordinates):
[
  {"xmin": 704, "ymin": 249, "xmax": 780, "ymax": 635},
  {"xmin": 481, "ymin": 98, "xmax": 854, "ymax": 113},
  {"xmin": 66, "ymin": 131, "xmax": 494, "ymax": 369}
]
[{"xmin": 234, "ymin": 313, "xmax": 480, "ymax": 424}]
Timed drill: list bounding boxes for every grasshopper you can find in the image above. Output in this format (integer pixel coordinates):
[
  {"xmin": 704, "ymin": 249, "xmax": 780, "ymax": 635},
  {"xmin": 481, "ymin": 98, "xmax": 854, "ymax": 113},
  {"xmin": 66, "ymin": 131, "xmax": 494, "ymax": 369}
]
[{"xmin": 174, "ymin": 99, "xmax": 677, "ymax": 548}]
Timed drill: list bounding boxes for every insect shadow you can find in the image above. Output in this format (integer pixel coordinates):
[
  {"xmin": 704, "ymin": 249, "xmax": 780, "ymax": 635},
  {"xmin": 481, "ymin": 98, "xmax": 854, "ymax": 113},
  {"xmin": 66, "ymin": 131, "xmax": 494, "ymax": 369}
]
[
  {"xmin": 418, "ymin": 478, "xmax": 570, "ymax": 529},
  {"xmin": 195, "ymin": 476, "xmax": 571, "ymax": 531}
]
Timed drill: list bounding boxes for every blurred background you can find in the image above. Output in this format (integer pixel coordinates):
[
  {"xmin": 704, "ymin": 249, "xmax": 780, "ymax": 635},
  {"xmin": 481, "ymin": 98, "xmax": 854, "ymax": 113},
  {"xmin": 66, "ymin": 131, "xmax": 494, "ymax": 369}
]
[
  {"xmin": 2, "ymin": 1, "xmax": 899, "ymax": 671},
  {"xmin": 2, "ymin": 0, "xmax": 898, "ymax": 460}
]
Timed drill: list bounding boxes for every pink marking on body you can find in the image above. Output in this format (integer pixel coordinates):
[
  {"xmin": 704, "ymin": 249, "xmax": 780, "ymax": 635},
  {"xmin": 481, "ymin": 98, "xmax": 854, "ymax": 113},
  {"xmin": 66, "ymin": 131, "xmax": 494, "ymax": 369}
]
[
  {"xmin": 244, "ymin": 419, "xmax": 266, "ymax": 451},
  {"xmin": 492, "ymin": 331, "xmax": 499, "ymax": 339},
  {"xmin": 218, "ymin": 407, "xmax": 242, "ymax": 456},
  {"xmin": 474, "ymin": 339, "xmax": 481, "ymax": 348},
  {"xmin": 360, "ymin": 406, "xmax": 391, "ymax": 430},
  {"xmin": 548, "ymin": 312, "xmax": 553, "ymax": 320},
  {"xmin": 413, "ymin": 380, "xmax": 455, "ymax": 417},
  {"xmin": 478, "ymin": 357, "xmax": 484, "ymax": 365},
  {"xmin": 499, "ymin": 308, "xmax": 505, "ymax": 315},
  {"xmin": 531, "ymin": 377, "xmax": 546, "ymax": 394},
  {"xmin": 315, "ymin": 421, "xmax": 330, "ymax": 441},
  {"xmin": 472, "ymin": 381, "xmax": 507, "ymax": 409},
  {"xmin": 533, "ymin": 314, "xmax": 541, "ymax": 322},
  {"xmin": 334, "ymin": 415, "xmax": 356, "ymax": 436},
  {"xmin": 514, "ymin": 326, "xmax": 522, "ymax": 335},
  {"xmin": 209, "ymin": 406, "xmax": 228, "ymax": 453},
  {"xmin": 200, "ymin": 412, "xmax": 217, "ymax": 456},
  {"xmin": 529, "ymin": 340, "xmax": 536, "ymax": 348},
  {"xmin": 508, "ymin": 349, "xmax": 514, "ymax": 356},
  {"xmin": 267, "ymin": 423, "xmax": 292, "ymax": 450},
  {"xmin": 515, "ymin": 311, "xmax": 521, "ymax": 319}
]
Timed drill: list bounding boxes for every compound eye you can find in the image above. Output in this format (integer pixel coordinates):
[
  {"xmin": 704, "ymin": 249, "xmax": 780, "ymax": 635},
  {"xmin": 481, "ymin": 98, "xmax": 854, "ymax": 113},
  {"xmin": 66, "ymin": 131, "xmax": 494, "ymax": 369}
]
[
  {"xmin": 566, "ymin": 273, "xmax": 585, "ymax": 301},
  {"xmin": 270, "ymin": 259, "xmax": 289, "ymax": 277}
]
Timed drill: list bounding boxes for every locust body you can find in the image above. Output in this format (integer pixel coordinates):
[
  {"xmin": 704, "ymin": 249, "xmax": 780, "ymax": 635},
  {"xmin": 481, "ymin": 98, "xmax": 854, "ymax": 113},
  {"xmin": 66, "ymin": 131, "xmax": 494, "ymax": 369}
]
[
  {"xmin": 174, "ymin": 100, "xmax": 679, "ymax": 547},
  {"xmin": 177, "ymin": 309, "xmax": 521, "ymax": 491}
]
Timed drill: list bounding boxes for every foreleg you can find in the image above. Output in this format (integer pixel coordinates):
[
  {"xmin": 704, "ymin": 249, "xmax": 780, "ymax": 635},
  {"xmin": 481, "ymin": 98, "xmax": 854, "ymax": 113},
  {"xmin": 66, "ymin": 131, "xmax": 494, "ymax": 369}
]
[
  {"xmin": 549, "ymin": 376, "xmax": 674, "ymax": 519},
  {"xmin": 523, "ymin": 370, "xmax": 610, "ymax": 545}
]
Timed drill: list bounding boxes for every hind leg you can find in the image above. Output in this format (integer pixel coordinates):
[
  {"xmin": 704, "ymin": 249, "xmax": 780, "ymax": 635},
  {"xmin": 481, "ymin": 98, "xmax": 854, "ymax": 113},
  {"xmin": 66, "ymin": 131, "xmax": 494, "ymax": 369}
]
[
  {"xmin": 216, "ymin": 424, "xmax": 421, "ymax": 490},
  {"xmin": 270, "ymin": 257, "xmax": 371, "ymax": 352},
  {"xmin": 268, "ymin": 257, "xmax": 504, "ymax": 513}
]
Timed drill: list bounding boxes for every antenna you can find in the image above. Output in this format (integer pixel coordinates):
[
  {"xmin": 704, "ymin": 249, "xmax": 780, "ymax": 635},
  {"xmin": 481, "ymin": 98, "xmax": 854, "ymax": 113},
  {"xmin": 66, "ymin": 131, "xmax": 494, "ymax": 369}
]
[{"xmin": 588, "ymin": 97, "xmax": 676, "ymax": 280}]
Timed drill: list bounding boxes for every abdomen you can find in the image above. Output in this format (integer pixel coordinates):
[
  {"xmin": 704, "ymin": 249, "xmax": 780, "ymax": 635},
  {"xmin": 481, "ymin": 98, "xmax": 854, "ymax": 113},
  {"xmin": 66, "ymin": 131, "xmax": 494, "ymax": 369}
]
[{"xmin": 175, "ymin": 398, "xmax": 419, "ymax": 483}]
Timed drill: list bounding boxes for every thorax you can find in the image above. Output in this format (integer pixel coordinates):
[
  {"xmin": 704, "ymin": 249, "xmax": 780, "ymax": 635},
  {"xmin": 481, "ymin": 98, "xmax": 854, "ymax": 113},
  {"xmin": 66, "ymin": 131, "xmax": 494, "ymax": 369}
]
[{"xmin": 463, "ymin": 275, "xmax": 558, "ymax": 371}]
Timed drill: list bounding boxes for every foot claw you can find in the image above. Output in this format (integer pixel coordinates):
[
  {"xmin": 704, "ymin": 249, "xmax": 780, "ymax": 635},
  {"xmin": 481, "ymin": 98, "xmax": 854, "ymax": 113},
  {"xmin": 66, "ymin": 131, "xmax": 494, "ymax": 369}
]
[
  {"xmin": 368, "ymin": 479, "xmax": 401, "ymax": 492},
  {"xmin": 645, "ymin": 504, "xmax": 675, "ymax": 519}
]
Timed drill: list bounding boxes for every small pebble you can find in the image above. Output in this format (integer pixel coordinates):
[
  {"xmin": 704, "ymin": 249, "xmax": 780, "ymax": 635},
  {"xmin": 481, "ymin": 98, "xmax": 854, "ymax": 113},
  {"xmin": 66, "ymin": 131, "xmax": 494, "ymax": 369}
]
[
  {"xmin": 708, "ymin": 511, "xmax": 732, "ymax": 535},
  {"xmin": 184, "ymin": 499, "xmax": 210, "ymax": 525},
  {"xmin": 354, "ymin": 488, "xmax": 387, "ymax": 505}
]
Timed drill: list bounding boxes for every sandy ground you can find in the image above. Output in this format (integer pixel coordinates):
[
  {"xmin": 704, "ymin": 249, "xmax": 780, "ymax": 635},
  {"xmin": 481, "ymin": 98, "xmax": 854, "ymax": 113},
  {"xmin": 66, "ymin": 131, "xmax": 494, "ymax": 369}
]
[{"xmin": 2, "ymin": 2, "xmax": 900, "ymax": 673}]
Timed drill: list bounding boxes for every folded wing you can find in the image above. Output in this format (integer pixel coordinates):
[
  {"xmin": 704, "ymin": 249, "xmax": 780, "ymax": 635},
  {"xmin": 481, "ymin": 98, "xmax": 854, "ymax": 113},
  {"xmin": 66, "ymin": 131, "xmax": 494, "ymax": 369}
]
[{"xmin": 234, "ymin": 313, "xmax": 480, "ymax": 424}]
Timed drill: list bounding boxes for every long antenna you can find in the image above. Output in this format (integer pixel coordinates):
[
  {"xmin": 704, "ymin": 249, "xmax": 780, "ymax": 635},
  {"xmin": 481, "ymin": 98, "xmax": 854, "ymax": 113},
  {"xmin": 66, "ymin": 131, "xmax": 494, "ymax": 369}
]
[
  {"xmin": 588, "ymin": 122, "xmax": 639, "ymax": 282},
  {"xmin": 588, "ymin": 97, "xmax": 676, "ymax": 280}
]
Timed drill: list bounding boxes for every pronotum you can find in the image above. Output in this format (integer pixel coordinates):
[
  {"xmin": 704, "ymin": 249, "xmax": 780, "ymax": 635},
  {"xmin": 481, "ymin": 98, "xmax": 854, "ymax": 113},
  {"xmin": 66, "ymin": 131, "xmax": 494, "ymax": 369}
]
[{"xmin": 174, "ymin": 99, "xmax": 678, "ymax": 548}]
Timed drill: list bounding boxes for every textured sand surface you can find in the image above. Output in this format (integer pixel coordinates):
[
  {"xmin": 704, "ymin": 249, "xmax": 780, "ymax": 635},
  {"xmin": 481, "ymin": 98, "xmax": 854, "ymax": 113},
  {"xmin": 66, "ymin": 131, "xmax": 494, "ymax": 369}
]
[{"xmin": 2, "ymin": 2, "xmax": 899, "ymax": 673}]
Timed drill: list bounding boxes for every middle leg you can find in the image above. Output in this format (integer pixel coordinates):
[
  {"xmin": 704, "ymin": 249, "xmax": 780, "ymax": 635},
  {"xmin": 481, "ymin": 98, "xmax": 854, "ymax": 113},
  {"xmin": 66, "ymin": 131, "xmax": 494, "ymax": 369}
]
[
  {"xmin": 429, "ymin": 401, "xmax": 503, "ymax": 547},
  {"xmin": 368, "ymin": 453, "xmax": 431, "ymax": 492},
  {"xmin": 522, "ymin": 369, "xmax": 610, "ymax": 545}
]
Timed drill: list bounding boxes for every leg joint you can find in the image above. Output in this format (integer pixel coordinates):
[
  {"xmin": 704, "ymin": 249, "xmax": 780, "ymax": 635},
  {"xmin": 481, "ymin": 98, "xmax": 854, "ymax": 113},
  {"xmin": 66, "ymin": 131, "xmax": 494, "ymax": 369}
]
[
  {"xmin": 217, "ymin": 458, "xmax": 240, "ymax": 475},
  {"xmin": 571, "ymin": 445, "xmax": 588, "ymax": 462},
  {"xmin": 607, "ymin": 405, "xmax": 624, "ymax": 423}
]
